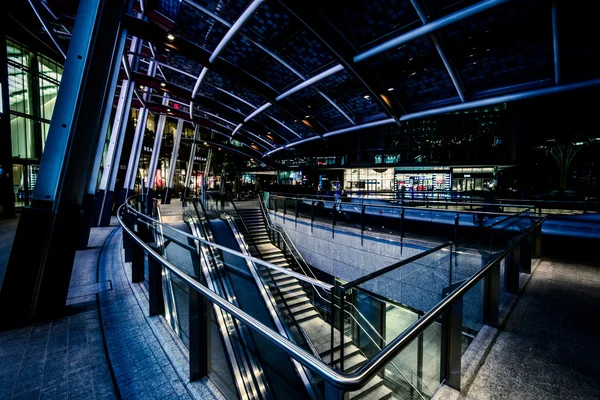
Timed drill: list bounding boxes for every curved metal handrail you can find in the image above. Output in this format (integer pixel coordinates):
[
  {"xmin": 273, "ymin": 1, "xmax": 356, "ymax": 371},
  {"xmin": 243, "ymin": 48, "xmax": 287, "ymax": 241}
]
[
  {"xmin": 257, "ymin": 195, "xmax": 432, "ymax": 397},
  {"xmin": 118, "ymin": 197, "xmax": 546, "ymax": 392}
]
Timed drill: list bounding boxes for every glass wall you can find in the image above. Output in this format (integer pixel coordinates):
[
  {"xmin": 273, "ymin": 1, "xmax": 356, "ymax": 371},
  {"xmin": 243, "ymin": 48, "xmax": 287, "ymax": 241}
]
[
  {"xmin": 344, "ymin": 168, "xmax": 395, "ymax": 192},
  {"xmin": 6, "ymin": 39, "xmax": 63, "ymax": 206}
]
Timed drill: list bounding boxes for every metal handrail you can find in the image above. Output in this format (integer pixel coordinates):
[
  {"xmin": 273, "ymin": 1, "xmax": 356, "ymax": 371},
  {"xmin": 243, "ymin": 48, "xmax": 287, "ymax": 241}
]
[
  {"xmin": 258, "ymin": 195, "xmax": 432, "ymax": 397},
  {"xmin": 343, "ymin": 242, "xmax": 452, "ymax": 290},
  {"xmin": 129, "ymin": 204, "xmax": 332, "ymax": 291},
  {"xmin": 269, "ymin": 193, "xmax": 535, "ymax": 218},
  {"xmin": 118, "ymin": 198, "xmax": 546, "ymax": 392}
]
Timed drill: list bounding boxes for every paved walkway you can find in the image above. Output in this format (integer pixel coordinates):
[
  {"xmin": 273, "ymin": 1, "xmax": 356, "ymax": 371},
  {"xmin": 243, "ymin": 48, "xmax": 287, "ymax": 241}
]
[
  {"xmin": 0, "ymin": 224, "xmax": 118, "ymax": 400},
  {"xmin": 0, "ymin": 216, "xmax": 19, "ymax": 288},
  {"xmin": 442, "ymin": 259, "xmax": 600, "ymax": 400}
]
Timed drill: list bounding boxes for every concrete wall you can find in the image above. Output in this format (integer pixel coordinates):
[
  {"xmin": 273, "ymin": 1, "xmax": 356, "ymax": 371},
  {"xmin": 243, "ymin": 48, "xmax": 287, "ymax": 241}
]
[{"xmin": 271, "ymin": 211, "xmax": 493, "ymax": 331}]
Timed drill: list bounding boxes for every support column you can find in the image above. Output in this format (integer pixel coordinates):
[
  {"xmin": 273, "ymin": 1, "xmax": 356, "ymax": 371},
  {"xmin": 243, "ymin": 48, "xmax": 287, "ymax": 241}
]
[
  {"xmin": 120, "ymin": 60, "xmax": 157, "ymax": 202},
  {"xmin": 79, "ymin": 27, "xmax": 128, "ymax": 246},
  {"xmin": 183, "ymin": 125, "xmax": 200, "ymax": 198},
  {"xmin": 145, "ymin": 94, "xmax": 169, "ymax": 199},
  {"xmin": 163, "ymin": 118, "xmax": 184, "ymax": 204},
  {"xmin": 0, "ymin": 22, "xmax": 14, "ymax": 218},
  {"xmin": 96, "ymin": 35, "xmax": 142, "ymax": 226},
  {"xmin": 440, "ymin": 298, "xmax": 463, "ymax": 390},
  {"xmin": 0, "ymin": 0, "xmax": 125, "ymax": 324}
]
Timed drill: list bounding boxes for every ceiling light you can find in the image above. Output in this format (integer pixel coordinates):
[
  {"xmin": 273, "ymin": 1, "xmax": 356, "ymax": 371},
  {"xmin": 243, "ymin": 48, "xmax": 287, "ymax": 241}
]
[
  {"xmin": 167, "ymin": 108, "xmax": 171, "ymax": 112},
  {"xmin": 305, "ymin": 115, "xmax": 310, "ymax": 118},
  {"xmin": 364, "ymin": 95, "xmax": 370, "ymax": 99},
  {"xmin": 139, "ymin": 85, "xmax": 145, "ymax": 89},
  {"xmin": 204, "ymin": 142, "xmax": 208, "ymax": 145},
  {"xmin": 218, "ymin": 148, "xmax": 222, "ymax": 151},
  {"xmin": 160, "ymin": 82, "xmax": 166, "ymax": 87},
  {"xmin": 387, "ymin": 88, "xmax": 394, "ymax": 91},
  {"xmin": 167, "ymin": 33, "xmax": 175, "ymax": 41}
]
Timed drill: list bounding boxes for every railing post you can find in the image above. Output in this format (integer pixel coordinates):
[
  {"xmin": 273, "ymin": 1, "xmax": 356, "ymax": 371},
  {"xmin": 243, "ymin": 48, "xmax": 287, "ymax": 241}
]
[
  {"xmin": 330, "ymin": 283, "xmax": 336, "ymax": 367},
  {"xmin": 332, "ymin": 204, "xmax": 337, "ymax": 239},
  {"xmin": 505, "ymin": 244, "xmax": 520, "ymax": 294},
  {"xmin": 483, "ymin": 261, "xmax": 500, "ymax": 327},
  {"xmin": 532, "ymin": 224, "xmax": 542, "ymax": 258},
  {"xmin": 520, "ymin": 234, "xmax": 533, "ymax": 274},
  {"xmin": 440, "ymin": 297, "xmax": 463, "ymax": 391},
  {"xmin": 360, "ymin": 205, "xmax": 366, "ymax": 246},
  {"xmin": 400, "ymin": 208, "xmax": 405, "ymax": 239},
  {"xmin": 148, "ymin": 255, "xmax": 165, "ymax": 316},
  {"xmin": 311, "ymin": 201, "xmax": 315, "ymax": 233},
  {"xmin": 189, "ymin": 288, "xmax": 211, "ymax": 380},
  {"xmin": 339, "ymin": 286, "xmax": 345, "ymax": 372},
  {"xmin": 274, "ymin": 196, "xmax": 278, "ymax": 213},
  {"xmin": 122, "ymin": 213, "xmax": 135, "ymax": 262},
  {"xmin": 454, "ymin": 212, "xmax": 459, "ymax": 248},
  {"xmin": 131, "ymin": 241, "xmax": 145, "ymax": 283},
  {"xmin": 295, "ymin": 199, "xmax": 300, "ymax": 229},
  {"xmin": 283, "ymin": 198, "xmax": 287, "ymax": 224},
  {"xmin": 324, "ymin": 382, "xmax": 347, "ymax": 400}
]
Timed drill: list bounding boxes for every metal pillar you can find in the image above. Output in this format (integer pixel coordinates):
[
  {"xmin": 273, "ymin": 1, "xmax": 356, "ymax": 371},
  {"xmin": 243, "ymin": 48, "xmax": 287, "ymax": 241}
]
[
  {"xmin": 122, "ymin": 61, "xmax": 157, "ymax": 198},
  {"xmin": 80, "ymin": 26, "xmax": 128, "ymax": 244},
  {"xmin": 440, "ymin": 297, "xmax": 463, "ymax": 391},
  {"xmin": 483, "ymin": 261, "xmax": 500, "ymax": 327},
  {"xmin": 505, "ymin": 244, "xmax": 521, "ymax": 294},
  {"xmin": 148, "ymin": 255, "xmax": 165, "ymax": 316},
  {"xmin": 0, "ymin": 0, "xmax": 124, "ymax": 324},
  {"xmin": 189, "ymin": 289, "xmax": 211, "ymax": 380},
  {"xmin": 163, "ymin": 118, "xmax": 184, "ymax": 204},
  {"xmin": 552, "ymin": 0, "xmax": 560, "ymax": 84},
  {"xmin": 146, "ymin": 94, "xmax": 170, "ymax": 197},
  {"xmin": 0, "ymin": 22, "xmax": 15, "ymax": 218},
  {"xmin": 96, "ymin": 35, "xmax": 142, "ymax": 225},
  {"xmin": 184, "ymin": 125, "xmax": 200, "ymax": 197}
]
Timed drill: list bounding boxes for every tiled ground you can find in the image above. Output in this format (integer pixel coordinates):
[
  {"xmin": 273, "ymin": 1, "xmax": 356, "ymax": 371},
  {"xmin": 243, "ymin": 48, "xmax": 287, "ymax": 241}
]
[
  {"xmin": 444, "ymin": 259, "xmax": 600, "ymax": 400},
  {"xmin": 0, "ymin": 226, "xmax": 118, "ymax": 400}
]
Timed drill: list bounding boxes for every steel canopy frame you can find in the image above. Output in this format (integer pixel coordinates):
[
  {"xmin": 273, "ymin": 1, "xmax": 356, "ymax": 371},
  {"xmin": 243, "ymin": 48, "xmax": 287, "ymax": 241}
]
[
  {"xmin": 266, "ymin": 78, "xmax": 600, "ymax": 155},
  {"xmin": 354, "ymin": 0, "xmax": 512, "ymax": 63}
]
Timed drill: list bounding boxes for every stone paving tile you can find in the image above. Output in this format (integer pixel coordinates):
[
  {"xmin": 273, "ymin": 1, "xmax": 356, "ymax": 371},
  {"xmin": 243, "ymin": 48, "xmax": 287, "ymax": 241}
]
[
  {"xmin": 0, "ymin": 226, "xmax": 119, "ymax": 400},
  {"xmin": 438, "ymin": 259, "xmax": 600, "ymax": 400},
  {"xmin": 98, "ymin": 227, "xmax": 222, "ymax": 400}
]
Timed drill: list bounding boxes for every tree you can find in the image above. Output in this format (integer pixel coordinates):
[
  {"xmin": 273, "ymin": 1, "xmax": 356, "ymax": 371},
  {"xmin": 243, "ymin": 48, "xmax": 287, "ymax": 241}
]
[{"xmin": 536, "ymin": 137, "xmax": 599, "ymax": 191}]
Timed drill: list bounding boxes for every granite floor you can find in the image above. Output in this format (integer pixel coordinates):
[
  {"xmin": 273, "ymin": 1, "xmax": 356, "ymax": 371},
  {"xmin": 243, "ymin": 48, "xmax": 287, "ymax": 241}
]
[
  {"xmin": 0, "ymin": 225, "xmax": 118, "ymax": 400},
  {"xmin": 443, "ymin": 259, "xmax": 600, "ymax": 400}
]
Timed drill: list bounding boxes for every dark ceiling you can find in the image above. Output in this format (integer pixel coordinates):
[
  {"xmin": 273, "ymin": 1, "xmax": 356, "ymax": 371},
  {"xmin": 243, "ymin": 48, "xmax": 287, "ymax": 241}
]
[{"xmin": 10, "ymin": 0, "xmax": 600, "ymax": 164}]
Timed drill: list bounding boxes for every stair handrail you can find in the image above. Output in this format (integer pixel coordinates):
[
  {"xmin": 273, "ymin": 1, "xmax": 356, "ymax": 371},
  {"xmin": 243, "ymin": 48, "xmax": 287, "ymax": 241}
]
[
  {"xmin": 258, "ymin": 195, "xmax": 433, "ymax": 397},
  {"xmin": 211, "ymin": 196, "xmax": 323, "ymax": 362},
  {"xmin": 120, "ymin": 197, "xmax": 547, "ymax": 394}
]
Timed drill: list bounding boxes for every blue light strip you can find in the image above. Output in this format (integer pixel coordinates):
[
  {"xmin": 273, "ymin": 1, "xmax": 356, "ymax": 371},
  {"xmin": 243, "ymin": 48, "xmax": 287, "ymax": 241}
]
[
  {"xmin": 276, "ymin": 64, "xmax": 344, "ymax": 101},
  {"xmin": 209, "ymin": 0, "xmax": 264, "ymax": 63},
  {"xmin": 244, "ymin": 102, "xmax": 271, "ymax": 122},
  {"xmin": 354, "ymin": 0, "xmax": 511, "ymax": 62},
  {"xmin": 399, "ymin": 79, "xmax": 600, "ymax": 121},
  {"xmin": 552, "ymin": 0, "xmax": 560, "ymax": 84}
]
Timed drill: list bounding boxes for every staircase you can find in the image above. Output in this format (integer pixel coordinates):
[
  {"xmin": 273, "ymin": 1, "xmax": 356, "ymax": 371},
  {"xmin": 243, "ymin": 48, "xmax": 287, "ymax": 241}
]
[{"xmin": 234, "ymin": 205, "xmax": 398, "ymax": 400}]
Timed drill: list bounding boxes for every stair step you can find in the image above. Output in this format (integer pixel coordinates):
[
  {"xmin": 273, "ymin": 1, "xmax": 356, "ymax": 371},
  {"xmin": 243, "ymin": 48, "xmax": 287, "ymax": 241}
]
[
  {"xmin": 289, "ymin": 302, "xmax": 314, "ymax": 315},
  {"xmin": 349, "ymin": 377, "xmax": 385, "ymax": 400},
  {"xmin": 274, "ymin": 296, "xmax": 310, "ymax": 308},
  {"xmin": 294, "ymin": 309, "xmax": 320, "ymax": 323},
  {"xmin": 352, "ymin": 381, "xmax": 392, "ymax": 400},
  {"xmin": 320, "ymin": 343, "xmax": 362, "ymax": 365},
  {"xmin": 334, "ymin": 353, "xmax": 367, "ymax": 373}
]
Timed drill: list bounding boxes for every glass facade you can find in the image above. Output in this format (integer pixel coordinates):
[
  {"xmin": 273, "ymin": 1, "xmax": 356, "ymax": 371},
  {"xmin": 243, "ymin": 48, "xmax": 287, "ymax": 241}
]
[{"xmin": 6, "ymin": 38, "xmax": 63, "ymax": 206}]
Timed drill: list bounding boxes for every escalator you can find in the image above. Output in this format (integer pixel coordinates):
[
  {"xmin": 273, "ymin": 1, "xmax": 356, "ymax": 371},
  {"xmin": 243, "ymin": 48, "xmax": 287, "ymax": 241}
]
[{"xmin": 185, "ymin": 198, "xmax": 318, "ymax": 400}]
